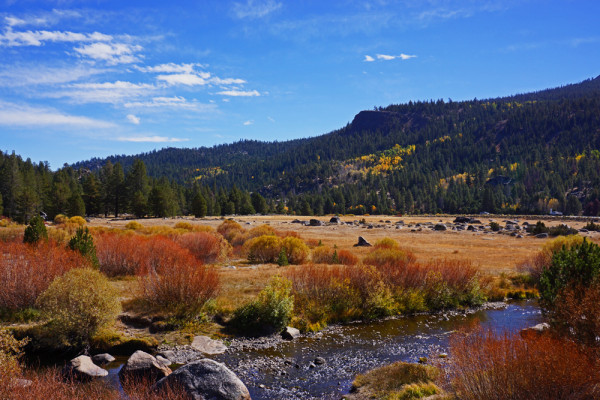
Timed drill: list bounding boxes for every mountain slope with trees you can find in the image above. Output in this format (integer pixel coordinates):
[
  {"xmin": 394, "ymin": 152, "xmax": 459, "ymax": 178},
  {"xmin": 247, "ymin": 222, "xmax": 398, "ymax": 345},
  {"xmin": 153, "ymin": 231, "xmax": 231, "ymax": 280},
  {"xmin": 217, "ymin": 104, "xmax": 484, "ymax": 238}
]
[{"xmin": 2, "ymin": 75, "xmax": 600, "ymax": 221}]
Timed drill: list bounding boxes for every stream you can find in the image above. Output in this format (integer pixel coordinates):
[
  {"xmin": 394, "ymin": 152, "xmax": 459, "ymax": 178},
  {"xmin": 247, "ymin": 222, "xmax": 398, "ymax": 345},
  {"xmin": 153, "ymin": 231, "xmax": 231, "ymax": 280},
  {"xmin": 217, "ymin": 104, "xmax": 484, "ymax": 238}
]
[{"xmin": 104, "ymin": 300, "xmax": 542, "ymax": 400}]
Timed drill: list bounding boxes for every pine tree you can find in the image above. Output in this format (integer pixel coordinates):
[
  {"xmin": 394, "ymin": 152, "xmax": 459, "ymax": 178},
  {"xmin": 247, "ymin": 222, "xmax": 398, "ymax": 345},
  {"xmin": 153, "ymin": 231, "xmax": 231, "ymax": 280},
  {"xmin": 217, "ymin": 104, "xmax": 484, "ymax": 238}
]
[{"xmin": 191, "ymin": 191, "xmax": 207, "ymax": 218}]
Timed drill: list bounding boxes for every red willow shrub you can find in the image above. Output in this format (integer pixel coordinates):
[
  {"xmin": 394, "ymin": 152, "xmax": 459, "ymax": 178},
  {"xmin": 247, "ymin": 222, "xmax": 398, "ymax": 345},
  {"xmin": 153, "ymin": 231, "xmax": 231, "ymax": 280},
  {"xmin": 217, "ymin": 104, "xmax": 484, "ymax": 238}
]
[
  {"xmin": 0, "ymin": 241, "xmax": 86, "ymax": 310},
  {"xmin": 551, "ymin": 283, "xmax": 600, "ymax": 348},
  {"xmin": 175, "ymin": 232, "xmax": 231, "ymax": 264},
  {"xmin": 444, "ymin": 328, "xmax": 600, "ymax": 400}
]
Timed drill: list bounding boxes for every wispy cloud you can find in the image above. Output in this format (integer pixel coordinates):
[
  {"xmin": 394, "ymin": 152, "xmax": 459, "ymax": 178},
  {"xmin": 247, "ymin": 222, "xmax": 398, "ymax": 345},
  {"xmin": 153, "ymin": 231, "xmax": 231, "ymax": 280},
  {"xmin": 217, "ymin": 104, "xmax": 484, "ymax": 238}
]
[
  {"xmin": 243, "ymin": 120, "xmax": 254, "ymax": 125},
  {"xmin": 0, "ymin": 26, "xmax": 112, "ymax": 47},
  {"xmin": 364, "ymin": 55, "xmax": 375, "ymax": 62},
  {"xmin": 116, "ymin": 135, "xmax": 189, "ymax": 143},
  {"xmin": 135, "ymin": 62, "xmax": 206, "ymax": 74},
  {"xmin": 0, "ymin": 101, "xmax": 115, "ymax": 128},
  {"xmin": 233, "ymin": 0, "xmax": 282, "ymax": 19},
  {"xmin": 0, "ymin": 65, "xmax": 105, "ymax": 86},
  {"xmin": 50, "ymin": 81, "xmax": 156, "ymax": 104},
  {"xmin": 157, "ymin": 72, "xmax": 209, "ymax": 86},
  {"xmin": 124, "ymin": 96, "xmax": 217, "ymax": 111},
  {"xmin": 376, "ymin": 53, "xmax": 416, "ymax": 61},
  {"xmin": 126, "ymin": 114, "xmax": 140, "ymax": 124},
  {"xmin": 217, "ymin": 89, "xmax": 260, "ymax": 97},
  {"xmin": 74, "ymin": 42, "xmax": 142, "ymax": 65}
]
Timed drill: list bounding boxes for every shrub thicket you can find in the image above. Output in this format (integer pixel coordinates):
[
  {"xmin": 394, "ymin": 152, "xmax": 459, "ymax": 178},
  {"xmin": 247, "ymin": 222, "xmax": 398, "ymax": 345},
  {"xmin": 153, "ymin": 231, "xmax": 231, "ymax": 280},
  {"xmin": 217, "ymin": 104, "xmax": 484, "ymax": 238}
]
[
  {"xmin": 244, "ymin": 235, "xmax": 282, "ymax": 263},
  {"xmin": 36, "ymin": 268, "xmax": 121, "ymax": 347},
  {"xmin": 175, "ymin": 231, "xmax": 231, "ymax": 264},
  {"xmin": 444, "ymin": 329, "xmax": 600, "ymax": 400},
  {"xmin": 0, "ymin": 241, "xmax": 86, "ymax": 310},
  {"xmin": 230, "ymin": 276, "xmax": 294, "ymax": 335}
]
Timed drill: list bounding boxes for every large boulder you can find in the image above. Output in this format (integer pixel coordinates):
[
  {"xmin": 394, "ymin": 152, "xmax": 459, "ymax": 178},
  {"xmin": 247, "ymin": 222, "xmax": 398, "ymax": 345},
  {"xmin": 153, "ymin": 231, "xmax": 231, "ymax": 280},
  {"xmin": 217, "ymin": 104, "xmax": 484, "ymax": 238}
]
[
  {"xmin": 190, "ymin": 336, "xmax": 227, "ymax": 355},
  {"xmin": 281, "ymin": 326, "xmax": 301, "ymax": 340},
  {"xmin": 353, "ymin": 236, "xmax": 372, "ymax": 247},
  {"xmin": 63, "ymin": 355, "xmax": 108, "ymax": 381},
  {"xmin": 119, "ymin": 350, "xmax": 172, "ymax": 385},
  {"xmin": 308, "ymin": 219, "xmax": 323, "ymax": 226},
  {"xmin": 153, "ymin": 358, "xmax": 251, "ymax": 400},
  {"xmin": 434, "ymin": 223, "xmax": 447, "ymax": 231},
  {"xmin": 329, "ymin": 216, "xmax": 341, "ymax": 224},
  {"xmin": 453, "ymin": 216, "xmax": 471, "ymax": 224}
]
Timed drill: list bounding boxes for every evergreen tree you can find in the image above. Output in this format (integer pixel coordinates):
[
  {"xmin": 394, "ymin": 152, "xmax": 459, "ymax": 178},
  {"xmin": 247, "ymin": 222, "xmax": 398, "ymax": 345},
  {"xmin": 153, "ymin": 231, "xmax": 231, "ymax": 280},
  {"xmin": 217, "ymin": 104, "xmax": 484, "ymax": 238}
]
[
  {"xmin": 251, "ymin": 192, "xmax": 268, "ymax": 214},
  {"xmin": 131, "ymin": 190, "xmax": 148, "ymax": 218},
  {"xmin": 191, "ymin": 191, "xmax": 207, "ymax": 218},
  {"xmin": 23, "ymin": 215, "xmax": 47, "ymax": 244},
  {"xmin": 81, "ymin": 174, "xmax": 102, "ymax": 216},
  {"xmin": 67, "ymin": 192, "xmax": 86, "ymax": 217}
]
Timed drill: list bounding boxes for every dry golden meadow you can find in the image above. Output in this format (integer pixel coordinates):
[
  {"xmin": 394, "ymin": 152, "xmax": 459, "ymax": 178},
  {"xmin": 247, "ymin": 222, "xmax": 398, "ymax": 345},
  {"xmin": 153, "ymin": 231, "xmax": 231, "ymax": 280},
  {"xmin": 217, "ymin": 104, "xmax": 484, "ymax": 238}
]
[{"xmin": 88, "ymin": 215, "xmax": 600, "ymax": 312}]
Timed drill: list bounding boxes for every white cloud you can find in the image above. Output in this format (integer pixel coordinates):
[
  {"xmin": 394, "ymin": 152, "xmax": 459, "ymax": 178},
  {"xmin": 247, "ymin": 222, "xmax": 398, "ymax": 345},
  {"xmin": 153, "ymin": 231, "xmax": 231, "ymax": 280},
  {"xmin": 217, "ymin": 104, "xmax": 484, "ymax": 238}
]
[
  {"xmin": 124, "ymin": 96, "xmax": 217, "ymax": 112},
  {"xmin": 217, "ymin": 89, "xmax": 260, "ymax": 97},
  {"xmin": 364, "ymin": 55, "xmax": 375, "ymax": 62},
  {"xmin": 74, "ymin": 42, "xmax": 142, "ymax": 65},
  {"xmin": 136, "ymin": 62, "xmax": 206, "ymax": 74},
  {"xmin": 126, "ymin": 114, "xmax": 140, "ymax": 124},
  {"xmin": 211, "ymin": 77, "xmax": 247, "ymax": 85},
  {"xmin": 0, "ymin": 27, "xmax": 112, "ymax": 47},
  {"xmin": 233, "ymin": 0, "xmax": 282, "ymax": 19},
  {"xmin": 243, "ymin": 120, "xmax": 254, "ymax": 126},
  {"xmin": 116, "ymin": 135, "xmax": 189, "ymax": 143},
  {"xmin": 267, "ymin": 116, "xmax": 275, "ymax": 122},
  {"xmin": 52, "ymin": 81, "xmax": 156, "ymax": 104},
  {"xmin": 157, "ymin": 73, "xmax": 209, "ymax": 86},
  {"xmin": 376, "ymin": 53, "xmax": 416, "ymax": 61},
  {"xmin": 0, "ymin": 101, "xmax": 115, "ymax": 128},
  {"xmin": 0, "ymin": 65, "xmax": 105, "ymax": 86},
  {"xmin": 5, "ymin": 17, "xmax": 25, "ymax": 27}
]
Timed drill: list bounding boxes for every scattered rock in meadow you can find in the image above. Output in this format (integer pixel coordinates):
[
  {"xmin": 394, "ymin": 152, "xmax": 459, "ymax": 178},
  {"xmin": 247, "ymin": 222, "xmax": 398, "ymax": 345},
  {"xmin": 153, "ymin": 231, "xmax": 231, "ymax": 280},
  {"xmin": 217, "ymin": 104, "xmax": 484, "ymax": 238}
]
[
  {"xmin": 191, "ymin": 335, "xmax": 228, "ymax": 355},
  {"xmin": 434, "ymin": 223, "xmax": 447, "ymax": 231},
  {"xmin": 535, "ymin": 233, "xmax": 549, "ymax": 239},
  {"xmin": 91, "ymin": 353, "xmax": 115, "ymax": 366},
  {"xmin": 309, "ymin": 219, "xmax": 323, "ymax": 226},
  {"xmin": 119, "ymin": 350, "xmax": 172, "ymax": 385},
  {"xmin": 354, "ymin": 236, "xmax": 372, "ymax": 247},
  {"xmin": 329, "ymin": 216, "xmax": 342, "ymax": 224},
  {"xmin": 153, "ymin": 359, "xmax": 251, "ymax": 400},
  {"xmin": 63, "ymin": 355, "xmax": 108, "ymax": 381}
]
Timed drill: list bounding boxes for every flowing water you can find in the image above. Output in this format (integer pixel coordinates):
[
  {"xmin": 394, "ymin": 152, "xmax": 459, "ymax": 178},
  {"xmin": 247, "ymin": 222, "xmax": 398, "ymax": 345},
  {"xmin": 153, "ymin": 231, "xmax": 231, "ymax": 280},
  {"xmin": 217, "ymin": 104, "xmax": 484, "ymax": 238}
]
[{"xmin": 105, "ymin": 300, "xmax": 542, "ymax": 400}]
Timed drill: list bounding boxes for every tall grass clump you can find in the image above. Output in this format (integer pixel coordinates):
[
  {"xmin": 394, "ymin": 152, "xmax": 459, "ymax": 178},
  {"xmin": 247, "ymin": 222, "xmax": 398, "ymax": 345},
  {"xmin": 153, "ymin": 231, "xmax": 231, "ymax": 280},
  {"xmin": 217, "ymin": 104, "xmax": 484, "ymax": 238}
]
[
  {"xmin": 0, "ymin": 241, "xmax": 86, "ymax": 310},
  {"xmin": 0, "ymin": 368, "xmax": 192, "ymax": 400},
  {"xmin": 443, "ymin": 328, "xmax": 600, "ymax": 400}
]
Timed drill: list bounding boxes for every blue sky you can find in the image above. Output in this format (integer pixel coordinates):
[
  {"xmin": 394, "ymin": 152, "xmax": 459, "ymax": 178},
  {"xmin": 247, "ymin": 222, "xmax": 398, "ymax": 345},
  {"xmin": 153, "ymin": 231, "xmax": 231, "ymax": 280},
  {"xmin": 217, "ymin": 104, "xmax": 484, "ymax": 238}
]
[{"xmin": 1, "ymin": 0, "xmax": 599, "ymax": 169}]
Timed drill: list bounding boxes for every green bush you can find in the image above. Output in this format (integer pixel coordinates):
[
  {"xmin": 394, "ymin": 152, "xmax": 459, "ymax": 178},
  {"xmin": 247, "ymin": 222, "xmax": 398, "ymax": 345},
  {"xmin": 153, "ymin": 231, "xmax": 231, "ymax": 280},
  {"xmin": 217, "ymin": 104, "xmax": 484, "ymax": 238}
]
[
  {"xmin": 489, "ymin": 221, "xmax": 500, "ymax": 231},
  {"xmin": 584, "ymin": 221, "xmax": 600, "ymax": 232},
  {"xmin": 538, "ymin": 239, "xmax": 600, "ymax": 309},
  {"xmin": 230, "ymin": 276, "xmax": 294, "ymax": 335},
  {"xmin": 68, "ymin": 227, "xmax": 98, "ymax": 267},
  {"xmin": 528, "ymin": 221, "xmax": 549, "ymax": 235},
  {"xmin": 548, "ymin": 224, "xmax": 579, "ymax": 237},
  {"xmin": 23, "ymin": 216, "xmax": 47, "ymax": 244},
  {"xmin": 36, "ymin": 268, "xmax": 121, "ymax": 348}
]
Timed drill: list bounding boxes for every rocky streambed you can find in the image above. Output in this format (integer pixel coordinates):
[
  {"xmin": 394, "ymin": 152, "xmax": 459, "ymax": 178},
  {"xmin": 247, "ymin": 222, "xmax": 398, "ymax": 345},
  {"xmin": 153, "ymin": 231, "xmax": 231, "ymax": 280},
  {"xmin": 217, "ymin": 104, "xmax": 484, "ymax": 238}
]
[{"xmin": 102, "ymin": 300, "xmax": 542, "ymax": 400}]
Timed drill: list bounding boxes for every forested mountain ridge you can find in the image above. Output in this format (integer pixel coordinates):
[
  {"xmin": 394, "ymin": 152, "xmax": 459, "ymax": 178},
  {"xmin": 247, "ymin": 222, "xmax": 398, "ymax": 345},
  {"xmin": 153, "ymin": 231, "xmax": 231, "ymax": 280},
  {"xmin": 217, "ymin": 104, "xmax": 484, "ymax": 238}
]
[{"xmin": 2, "ymin": 75, "xmax": 600, "ymax": 221}]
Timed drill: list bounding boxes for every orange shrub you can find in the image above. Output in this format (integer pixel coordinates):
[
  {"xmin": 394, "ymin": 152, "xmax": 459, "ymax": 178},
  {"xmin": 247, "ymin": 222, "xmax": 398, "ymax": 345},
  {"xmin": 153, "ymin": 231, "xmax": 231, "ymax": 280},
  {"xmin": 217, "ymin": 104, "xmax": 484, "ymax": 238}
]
[
  {"xmin": 373, "ymin": 237, "xmax": 400, "ymax": 249},
  {"xmin": 175, "ymin": 232, "xmax": 231, "ymax": 264},
  {"xmin": 312, "ymin": 246, "xmax": 334, "ymax": 264},
  {"xmin": 282, "ymin": 236, "xmax": 310, "ymax": 264},
  {"xmin": 247, "ymin": 224, "xmax": 277, "ymax": 239},
  {"xmin": 139, "ymin": 256, "xmax": 219, "ymax": 316},
  {"xmin": 244, "ymin": 235, "xmax": 282, "ymax": 263},
  {"xmin": 0, "ymin": 241, "xmax": 86, "ymax": 310},
  {"xmin": 95, "ymin": 232, "xmax": 144, "ymax": 276},
  {"xmin": 337, "ymin": 249, "xmax": 359, "ymax": 266},
  {"xmin": 217, "ymin": 220, "xmax": 246, "ymax": 242},
  {"xmin": 444, "ymin": 328, "xmax": 600, "ymax": 400},
  {"xmin": 363, "ymin": 247, "xmax": 416, "ymax": 268},
  {"xmin": 551, "ymin": 283, "xmax": 600, "ymax": 347}
]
